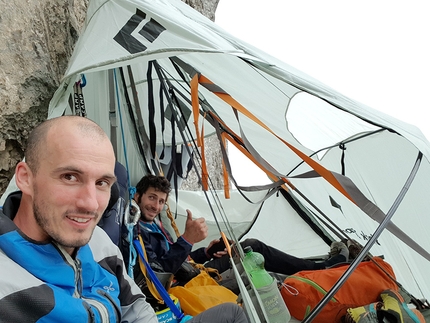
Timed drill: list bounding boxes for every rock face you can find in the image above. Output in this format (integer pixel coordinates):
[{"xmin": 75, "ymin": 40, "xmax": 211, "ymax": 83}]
[
  {"xmin": 0, "ymin": 0, "xmax": 88, "ymax": 194},
  {"xmin": 0, "ymin": 0, "xmax": 222, "ymax": 195},
  {"xmin": 177, "ymin": 2, "xmax": 224, "ymax": 192},
  {"xmin": 183, "ymin": 0, "xmax": 219, "ymax": 22}
]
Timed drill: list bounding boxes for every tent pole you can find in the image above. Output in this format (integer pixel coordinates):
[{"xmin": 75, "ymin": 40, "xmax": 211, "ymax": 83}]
[
  {"xmin": 108, "ymin": 69, "xmax": 118, "ymax": 156},
  {"xmin": 302, "ymin": 152, "xmax": 422, "ymax": 323}
]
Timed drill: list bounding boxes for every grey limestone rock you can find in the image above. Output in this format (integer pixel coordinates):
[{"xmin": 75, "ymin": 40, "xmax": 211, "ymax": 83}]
[{"xmin": 0, "ymin": 0, "xmax": 222, "ymax": 195}]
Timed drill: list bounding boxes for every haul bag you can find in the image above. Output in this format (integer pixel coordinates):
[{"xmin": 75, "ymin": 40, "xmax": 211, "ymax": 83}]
[{"xmin": 280, "ymin": 257, "xmax": 398, "ymax": 323}]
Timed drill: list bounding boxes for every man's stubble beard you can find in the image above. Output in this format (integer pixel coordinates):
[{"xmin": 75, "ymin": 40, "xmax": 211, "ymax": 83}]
[
  {"xmin": 136, "ymin": 195, "xmax": 158, "ymax": 222},
  {"xmin": 33, "ymin": 191, "xmax": 97, "ymax": 249}
]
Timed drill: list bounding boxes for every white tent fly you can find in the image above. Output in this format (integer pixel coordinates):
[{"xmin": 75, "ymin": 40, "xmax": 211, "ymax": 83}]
[{"xmin": 2, "ymin": 0, "xmax": 430, "ymax": 319}]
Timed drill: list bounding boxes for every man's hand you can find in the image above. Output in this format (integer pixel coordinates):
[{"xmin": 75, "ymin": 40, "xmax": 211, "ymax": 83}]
[
  {"xmin": 206, "ymin": 239, "xmax": 228, "ymax": 258},
  {"xmin": 181, "ymin": 209, "xmax": 208, "ymax": 244}
]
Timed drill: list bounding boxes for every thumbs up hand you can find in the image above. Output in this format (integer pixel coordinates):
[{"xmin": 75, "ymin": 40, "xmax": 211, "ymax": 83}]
[{"xmin": 182, "ymin": 209, "xmax": 208, "ymax": 244}]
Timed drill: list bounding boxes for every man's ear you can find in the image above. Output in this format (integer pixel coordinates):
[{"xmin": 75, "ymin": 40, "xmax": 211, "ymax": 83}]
[{"xmin": 15, "ymin": 162, "xmax": 33, "ymax": 195}]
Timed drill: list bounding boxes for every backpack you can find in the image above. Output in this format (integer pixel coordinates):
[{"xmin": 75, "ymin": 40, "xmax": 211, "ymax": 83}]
[
  {"xmin": 98, "ymin": 161, "xmax": 131, "ymax": 265},
  {"xmin": 280, "ymin": 257, "xmax": 399, "ymax": 322}
]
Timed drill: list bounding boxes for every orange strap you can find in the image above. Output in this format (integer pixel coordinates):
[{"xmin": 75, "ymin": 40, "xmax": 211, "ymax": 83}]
[
  {"xmin": 220, "ymin": 133, "xmax": 230, "ymax": 199},
  {"xmin": 200, "ymin": 117, "xmax": 209, "ymax": 191},
  {"xmin": 220, "ymin": 231, "xmax": 232, "ymax": 258},
  {"xmin": 222, "ymin": 131, "xmax": 293, "ymax": 192},
  {"xmin": 198, "ymin": 74, "xmax": 354, "ymax": 204},
  {"xmin": 190, "ymin": 73, "xmax": 202, "ymax": 147}
]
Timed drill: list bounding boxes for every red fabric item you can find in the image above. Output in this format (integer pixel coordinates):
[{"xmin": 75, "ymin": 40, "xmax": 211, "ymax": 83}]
[{"xmin": 280, "ymin": 257, "xmax": 398, "ymax": 323}]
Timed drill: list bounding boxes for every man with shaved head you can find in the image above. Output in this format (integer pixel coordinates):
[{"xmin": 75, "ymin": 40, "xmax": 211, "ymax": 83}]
[
  {"xmin": 0, "ymin": 116, "xmax": 157, "ymax": 322},
  {"xmin": 0, "ymin": 116, "xmax": 248, "ymax": 323},
  {"xmin": 15, "ymin": 116, "xmax": 117, "ymax": 253}
]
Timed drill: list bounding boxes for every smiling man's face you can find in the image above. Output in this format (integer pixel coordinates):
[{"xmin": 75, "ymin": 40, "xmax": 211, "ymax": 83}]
[
  {"xmin": 16, "ymin": 118, "xmax": 116, "ymax": 254},
  {"xmin": 135, "ymin": 187, "xmax": 168, "ymax": 223}
]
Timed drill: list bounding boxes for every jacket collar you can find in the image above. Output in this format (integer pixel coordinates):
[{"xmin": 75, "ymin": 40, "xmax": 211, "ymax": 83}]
[{"xmin": 1, "ymin": 190, "xmax": 22, "ymax": 220}]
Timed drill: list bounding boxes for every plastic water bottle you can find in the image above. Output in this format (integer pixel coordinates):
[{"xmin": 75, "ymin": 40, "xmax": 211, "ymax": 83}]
[
  {"xmin": 243, "ymin": 246, "xmax": 273, "ymax": 288},
  {"xmin": 243, "ymin": 246, "xmax": 291, "ymax": 323}
]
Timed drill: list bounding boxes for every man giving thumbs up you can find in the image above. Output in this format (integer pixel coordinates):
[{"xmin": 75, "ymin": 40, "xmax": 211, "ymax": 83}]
[{"xmin": 134, "ymin": 175, "xmax": 212, "ymax": 278}]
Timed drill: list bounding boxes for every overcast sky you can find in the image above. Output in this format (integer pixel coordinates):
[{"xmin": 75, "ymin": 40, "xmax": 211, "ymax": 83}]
[
  {"xmin": 216, "ymin": 0, "xmax": 430, "ymax": 139},
  {"xmin": 215, "ymin": 1, "xmax": 430, "ymax": 184}
]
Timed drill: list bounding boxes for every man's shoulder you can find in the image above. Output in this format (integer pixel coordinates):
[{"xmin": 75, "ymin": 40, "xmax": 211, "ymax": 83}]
[
  {"xmin": 0, "ymin": 248, "xmax": 45, "ymax": 299},
  {"xmin": 89, "ymin": 226, "xmax": 123, "ymax": 262}
]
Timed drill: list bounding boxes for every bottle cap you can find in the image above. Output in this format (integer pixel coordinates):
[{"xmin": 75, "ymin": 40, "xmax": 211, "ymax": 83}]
[{"xmin": 244, "ymin": 246, "xmax": 253, "ymax": 253}]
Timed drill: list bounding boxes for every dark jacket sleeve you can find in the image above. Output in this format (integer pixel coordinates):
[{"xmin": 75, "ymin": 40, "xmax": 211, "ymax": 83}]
[
  {"xmin": 140, "ymin": 228, "xmax": 193, "ymax": 274},
  {"xmin": 190, "ymin": 247, "xmax": 209, "ymax": 264}
]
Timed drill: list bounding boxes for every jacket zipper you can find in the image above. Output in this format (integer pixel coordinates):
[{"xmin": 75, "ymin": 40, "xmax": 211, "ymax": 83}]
[
  {"xmin": 98, "ymin": 290, "xmax": 121, "ymax": 322},
  {"xmin": 58, "ymin": 244, "xmax": 118, "ymax": 323},
  {"xmin": 83, "ymin": 301, "xmax": 96, "ymax": 323}
]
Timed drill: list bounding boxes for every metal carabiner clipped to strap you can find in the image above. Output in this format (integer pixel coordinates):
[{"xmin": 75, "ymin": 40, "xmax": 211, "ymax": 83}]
[{"xmin": 125, "ymin": 199, "xmax": 141, "ymax": 226}]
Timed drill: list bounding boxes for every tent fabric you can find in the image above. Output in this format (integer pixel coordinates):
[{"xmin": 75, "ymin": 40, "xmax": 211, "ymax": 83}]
[{"xmin": 3, "ymin": 0, "xmax": 430, "ymax": 304}]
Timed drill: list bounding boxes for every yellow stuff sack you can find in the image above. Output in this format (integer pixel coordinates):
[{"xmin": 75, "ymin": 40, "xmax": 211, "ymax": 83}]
[{"xmin": 170, "ymin": 271, "xmax": 238, "ymax": 316}]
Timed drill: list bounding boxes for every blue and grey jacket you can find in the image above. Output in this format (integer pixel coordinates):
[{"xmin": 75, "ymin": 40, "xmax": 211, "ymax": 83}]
[{"xmin": 0, "ymin": 191, "xmax": 158, "ymax": 323}]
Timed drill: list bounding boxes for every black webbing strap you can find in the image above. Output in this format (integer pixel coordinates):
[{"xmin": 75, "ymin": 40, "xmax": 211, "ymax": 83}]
[
  {"xmin": 126, "ymin": 65, "xmax": 152, "ymax": 161},
  {"xmin": 339, "ymin": 143, "xmax": 346, "ymax": 175},
  {"xmin": 118, "ymin": 67, "xmax": 151, "ymax": 174},
  {"xmin": 147, "ymin": 61, "xmax": 157, "ymax": 158},
  {"xmin": 158, "ymin": 81, "xmax": 166, "ymax": 160}
]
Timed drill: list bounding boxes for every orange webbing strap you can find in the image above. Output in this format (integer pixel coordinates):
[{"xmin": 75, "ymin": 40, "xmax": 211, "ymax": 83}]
[
  {"xmin": 223, "ymin": 131, "xmax": 293, "ymax": 190},
  {"xmin": 188, "ymin": 259, "xmax": 222, "ymax": 281},
  {"xmin": 137, "ymin": 235, "xmax": 164, "ymax": 303},
  {"xmin": 211, "ymin": 116, "xmax": 291, "ymax": 206},
  {"xmin": 220, "ymin": 232, "xmax": 232, "ymax": 258},
  {"xmin": 190, "ymin": 73, "xmax": 202, "ymax": 147},
  {"xmin": 200, "ymin": 115, "xmax": 209, "ymax": 191},
  {"xmin": 164, "ymin": 203, "xmax": 181, "ymax": 238},
  {"xmin": 197, "ymin": 74, "xmax": 354, "ymax": 204},
  {"xmin": 191, "ymin": 74, "xmax": 209, "ymax": 191},
  {"xmin": 220, "ymin": 133, "xmax": 230, "ymax": 199}
]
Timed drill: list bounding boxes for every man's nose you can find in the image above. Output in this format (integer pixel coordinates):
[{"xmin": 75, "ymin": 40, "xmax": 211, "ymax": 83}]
[
  {"xmin": 76, "ymin": 183, "xmax": 100, "ymax": 212},
  {"xmin": 148, "ymin": 199, "xmax": 160, "ymax": 210}
]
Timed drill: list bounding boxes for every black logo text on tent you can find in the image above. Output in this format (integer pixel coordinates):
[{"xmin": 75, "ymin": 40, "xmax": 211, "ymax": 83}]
[{"xmin": 114, "ymin": 9, "xmax": 166, "ymax": 54}]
